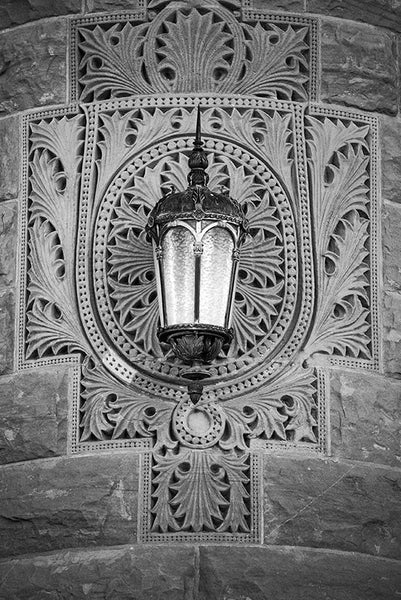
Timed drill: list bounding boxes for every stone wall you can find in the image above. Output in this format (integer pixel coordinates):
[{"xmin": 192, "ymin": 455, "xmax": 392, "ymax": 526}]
[{"xmin": 0, "ymin": 0, "xmax": 401, "ymax": 598}]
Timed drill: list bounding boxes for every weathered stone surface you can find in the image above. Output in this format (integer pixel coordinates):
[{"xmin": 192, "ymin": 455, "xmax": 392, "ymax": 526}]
[
  {"xmin": 383, "ymin": 289, "xmax": 401, "ymax": 376},
  {"xmin": 263, "ymin": 455, "xmax": 401, "ymax": 559},
  {"xmin": 84, "ymin": 0, "xmax": 144, "ymax": 11},
  {"xmin": 381, "ymin": 117, "xmax": 401, "ymax": 205},
  {"xmin": 0, "ymin": 20, "xmax": 67, "ymax": 115},
  {"xmin": 383, "ymin": 201, "xmax": 401, "ymax": 376},
  {"xmin": 0, "ymin": 453, "xmax": 140, "ymax": 557},
  {"xmin": 0, "ymin": 201, "xmax": 17, "ymax": 289},
  {"xmin": 248, "ymin": 0, "xmax": 305, "ymax": 11},
  {"xmin": 0, "ymin": 545, "xmax": 400, "ymax": 600},
  {"xmin": 0, "ymin": 289, "xmax": 14, "ymax": 375},
  {"xmin": 330, "ymin": 370, "xmax": 401, "ymax": 467},
  {"xmin": 0, "ymin": 0, "xmax": 81, "ymax": 30},
  {"xmin": 0, "ymin": 366, "xmax": 69, "ymax": 465},
  {"xmin": 199, "ymin": 546, "xmax": 401, "ymax": 600},
  {"xmin": 307, "ymin": 0, "xmax": 401, "ymax": 33},
  {"xmin": 0, "ymin": 118, "xmax": 19, "ymax": 201},
  {"xmin": 0, "ymin": 545, "xmax": 197, "ymax": 600},
  {"xmin": 321, "ymin": 20, "xmax": 398, "ymax": 115}
]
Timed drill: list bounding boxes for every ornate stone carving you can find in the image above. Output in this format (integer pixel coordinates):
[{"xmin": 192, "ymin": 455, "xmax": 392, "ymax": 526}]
[{"xmin": 18, "ymin": 3, "xmax": 379, "ymax": 543}]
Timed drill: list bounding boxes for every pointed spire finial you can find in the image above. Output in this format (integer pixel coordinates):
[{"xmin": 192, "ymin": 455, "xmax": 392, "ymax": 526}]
[{"xmin": 188, "ymin": 104, "xmax": 209, "ymax": 186}]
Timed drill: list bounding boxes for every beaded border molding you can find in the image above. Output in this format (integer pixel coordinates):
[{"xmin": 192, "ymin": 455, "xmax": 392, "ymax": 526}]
[{"xmin": 17, "ymin": 1, "xmax": 379, "ymax": 543}]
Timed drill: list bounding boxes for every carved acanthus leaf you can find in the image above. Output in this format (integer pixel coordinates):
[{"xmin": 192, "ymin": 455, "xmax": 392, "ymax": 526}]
[
  {"xmin": 78, "ymin": 22, "xmax": 153, "ymax": 100},
  {"xmin": 151, "ymin": 449, "xmax": 250, "ymax": 533},
  {"xmin": 221, "ymin": 364, "xmax": 317, "ymax": 449},
  {"xmin": 26, "ymin": 221, "xmax": 88, "ymax": 358},
  {"xmin": 152, "ymin": 9, "xmax": 235, "ymax": 93},
  {"xmin": 236, "ymin": 23, "xmax": 308, "ymax": 100},
  {"xmin": 80, "ymin": 358, "xmax": 175, "ymax": 444}
]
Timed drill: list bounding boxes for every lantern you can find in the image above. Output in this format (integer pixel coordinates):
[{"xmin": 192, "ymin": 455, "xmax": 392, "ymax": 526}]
[{"xmin": 146, "ymin": 108, "xmax": 249, "ymax": 395}]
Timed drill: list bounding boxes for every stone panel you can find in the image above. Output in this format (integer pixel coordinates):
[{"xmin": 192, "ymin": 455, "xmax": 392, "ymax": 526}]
[
  {"xmin": 0, "ymin": 546, "xmax": 197, "ymax": 600},
  {"xmin": 383, "ymin": 201, "xmax": 401, "ymax": 376},
  {"xmin": 381, "ymin": 116, "xmax": 401, "ymax": 205},
  {"xmin": 0, "ymin": 366, "xmax": 70, "ymax": 465},
  {"xmin": 84, "ymin": 0, "xmax": 145, "ymax": 12},
  {"xmin": 320, "ymin": 20, "xmax": 398, "ymax": 115},
  {"xmin": 307, "ymin": 0, "xmax": 401, "ymax": 34},
  {"xmin": 0, "ymin": 201, "xmax": 17, "ymax": 289},
  {"xmin": 263, "ymin": 456, "xmax": 401, "ymax": 559},
  {"xmin": 330, "ymin": 370, "xmax": 401, "ymax": 467},
  {"xmin": 198, "ymin": 546, "xmax": 401, "ymax": 600},
  {"xmin": 248, "ymin": 0, "xmax": 305, "ymax": 11},
  {"xmin": 0, "ymin": 0, "xmax": 81, "ymax": 30},
  {"xmin": 0, "ymin": 453, "xmax": 140, "ymax": 557},
  {"xmin": 0, "ymin": 118, "xmax": 19, "ymax": 202},
  {"xmin": 0, "ymin": 20, "xmax": 67, "ymax": 115},
  {"xmin": 0, "ymin": 289, "xmax": 14, "ymax": 376}
]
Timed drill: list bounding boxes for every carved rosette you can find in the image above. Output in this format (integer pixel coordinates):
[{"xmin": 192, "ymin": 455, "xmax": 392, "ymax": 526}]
[{"xmin": 18, "ymin": 1, "xmax": 379, "ymax": 541}]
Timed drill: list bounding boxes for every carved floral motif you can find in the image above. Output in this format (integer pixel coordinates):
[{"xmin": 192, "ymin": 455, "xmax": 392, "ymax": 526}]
[{"xmin": 75, "ymin": 2, "xmax": 310, "ymax": 102}]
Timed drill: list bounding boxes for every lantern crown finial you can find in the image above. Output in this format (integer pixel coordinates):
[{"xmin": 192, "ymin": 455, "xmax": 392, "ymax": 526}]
[{"xmin": 187, "ymin": 105, "xmax": 209, "ymax": 186}]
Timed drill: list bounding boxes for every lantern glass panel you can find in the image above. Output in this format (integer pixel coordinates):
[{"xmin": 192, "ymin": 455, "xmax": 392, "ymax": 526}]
[
  {"xmin": 161, "ymin": 226, "xmax": 195, "ymax": 325},
  {"xmin": 199, "ymin": 227, "xmax": 234, "ymax": 327}
]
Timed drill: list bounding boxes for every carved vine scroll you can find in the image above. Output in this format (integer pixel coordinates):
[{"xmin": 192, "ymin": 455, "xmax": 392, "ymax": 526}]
[{"xmin": 19, "ymin": 2, "xmax": 379, "ymax": 543}]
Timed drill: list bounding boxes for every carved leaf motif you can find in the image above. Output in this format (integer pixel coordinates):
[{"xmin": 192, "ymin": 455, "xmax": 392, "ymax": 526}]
[
  {"xmin": 108, "ymin": 229, "xmax": 153, "ymax": 285},
  {"xmin": 80, "ymin": 358, "xmax": 175, "ymax": 444},
  {"xmin": 108, "ymin": 278, "xmax": 160, "ymax": 354},
  {"xmin": 221, "ymin": 365, "xmax": 317, "ymax": 449},
  {"xmin": 151, "ymin": 9, "xmax": 235, "ymax": 93},
  {"xmin": 96, "ymin": 112, "xmax": 138, "ymax": 196},
  {"xmin": 151, "ymin": 449, "xmax": 251, "ymax": 534},
  {"xmin": 29, "ymin": 150, "xmax": 77, "ymax": 250},
  {"xmin": 171, "ymin": 451, "xmax": 228, "ymax": 532},
  {"xmin": 203, "ymin": 109, "xmax": 294, "ymax": 189},
  {"xmin": 30, "ymin": 116, "xmax": 84, "ymax": 180},
  {"xmin": 78, "ymin": 22, "xmax": 153, "ymax": 100},
  {"xmin": 217, "ymin": 452, "xmax": 250, "ymax": 533},
  {"xmin": 306, "ymin": 116, "xmax": 371, "ymax": 359},
  {"xmin": 151, "ymin": 451, "xmax": 185, "ymax": 533},
  {"xmin": 26, "ymin": 221, "xmax": 89, "ymax": 358},
  {"xmin": 236, "ymin": 23, "xmax": 309, "ymax": 100}
]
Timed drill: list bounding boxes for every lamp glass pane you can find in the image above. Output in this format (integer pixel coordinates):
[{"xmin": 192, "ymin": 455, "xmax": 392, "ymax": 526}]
[
  {"xmin": 199, "ymin": 227, "xmax": 234, "ymax": 326},
  {"xmin": 162, "ymin": 226, "xmax": 195, "ymax": 325}
]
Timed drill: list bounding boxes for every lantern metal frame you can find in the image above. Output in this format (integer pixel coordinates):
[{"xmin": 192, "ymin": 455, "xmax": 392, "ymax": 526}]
[{"xmin": 146, "ymin": 107, "xmax": 249, "ymax": 390}]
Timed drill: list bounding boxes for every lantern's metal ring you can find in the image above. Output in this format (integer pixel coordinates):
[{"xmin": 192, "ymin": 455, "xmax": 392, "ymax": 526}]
[{"xmin": 158, "ymin": 323, "xmax": 233, "ymax": 346}]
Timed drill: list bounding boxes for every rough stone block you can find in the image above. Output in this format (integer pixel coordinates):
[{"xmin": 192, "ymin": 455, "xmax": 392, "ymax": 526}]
[
  {"xmin": 0, "ymin": 366, "xmax": 70, "ymax": 465},
  {"xmin": 247, "ymin": 0, "xmax": 305, "ymax": 11},
  {"xmin": 381, "ymin": 117, "xmax": 401, "ymax": 205},
  {"xmin": 0, "ymin": 201, "xmax": 17, "ymax": 289},
  {"xmin": 84, "ymin": 0, "xmax": 144, "ymax": 11},
  {"xmin": 198, "ymin": 546, "xmax": 401, "ymax": 600},
  {"xmin": 307, "ymin": 0, "xmax": 401, "ymax": 33},
  {"xmin": 0, "ymin": 20, "xmax": 67, "ymax": 115},
  {"xmin": 383, "ymin": 201, "xmax": 401, "ymax": 376},
  {"xmin": 383, "ymin": 289, "xmax": 401, "ymax": 376},
  {"xmin": 0, "ymin": 118, "xmax": 19, "ymax": 202},
  {"xmin": 0, "ymin": 0, "xmax": 81, "ymax": 30},
  {"xmin": 383, "ymin": 201, "xmax": 401, "ymax": 288},
  {"xmin": 320, "ymin": 20, "xmax": 398, "ymax": 115},
  {"xmin": 0, "ymin": 545, "xmax": 197, "ymax": 600},
  {"xmin": 330, "ymin": 370, "xmax": 401, "ymax": 467},
  {"xmin": 263, "ymin": 455, "xmax": 401, "ymax": 559},
  {"xmin": 0, "ymin": 453, "xmax": 140, "ymax": 557},
  {"xmin": 0, "ymin": 289, "xmax": 14, "ymax": 375}
]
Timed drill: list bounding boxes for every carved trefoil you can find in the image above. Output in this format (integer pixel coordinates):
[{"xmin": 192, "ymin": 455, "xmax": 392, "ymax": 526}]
[{"xmin": 18, "ymin": 1, "xmax": 379, "ymax": 543}]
